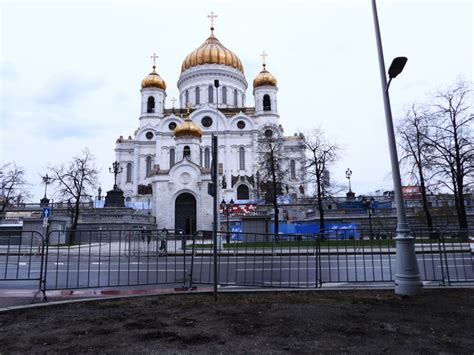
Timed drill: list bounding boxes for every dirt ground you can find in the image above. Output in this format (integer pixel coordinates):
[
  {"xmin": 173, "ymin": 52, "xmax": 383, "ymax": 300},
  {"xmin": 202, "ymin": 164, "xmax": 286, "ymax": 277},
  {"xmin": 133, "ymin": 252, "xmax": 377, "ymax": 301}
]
[{"xmin": 0, "ymin": 288, "xmax": 473, "ymax": 353}]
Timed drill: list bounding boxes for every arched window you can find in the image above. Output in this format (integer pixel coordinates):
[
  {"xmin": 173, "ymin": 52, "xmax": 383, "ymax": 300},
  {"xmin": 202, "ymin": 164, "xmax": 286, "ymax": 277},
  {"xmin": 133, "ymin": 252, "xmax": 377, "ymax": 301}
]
[
  {"xmin": 263, "ymin": 94, "xmax": 271, "ymax": 111},
  {"xmin": 200, "ymin": 148, "xmax": 203, "ymax": 166},
  {"xmin": 146, "ymin": 156, "xmax": 153, "ymax": 176},
  {"xmin": 169, "ymin": 148, "xmax": 175, "ymax": 168},
  {"xmin": 234, "ymin": 89, "xmax": 238, "ymax": 106},
  {"xmin": 126, "ymin": 163, "xmax": 132, "ymax": 183},
  {"xmin": 185, "ymin": 90, "xmax": 189, "ymax": 106},
  {"xmin": 239, "ymin": 147, "xmax": 245, "ymax": 170},
  {"xmin": 183, "ymin": 145, "xmax": 191, "ymax": 158},
  {"xmin": 208, "ymin": 85, "xmax": 214, "ymax": 103},
  {"xmin": 290, "ymin": 160, "xmax": 296, "ymax": 180},
  {"xmin": 237, "ymin": 185, "xmax": 250, "ymax": 200},
  {"xmin": 147, "ymin": 96, "xmax": 155, "ymax": 113},
  {"xmin": 222, "ymin": 86, "xmax": 227, "ymax": 104},
  {"xmin": 195, "ymin": 87, "xmax": 200, "ymax": 105},
  {"xmin": 204, "ymin": 147, "xmax": 210, "ymax": 169}
]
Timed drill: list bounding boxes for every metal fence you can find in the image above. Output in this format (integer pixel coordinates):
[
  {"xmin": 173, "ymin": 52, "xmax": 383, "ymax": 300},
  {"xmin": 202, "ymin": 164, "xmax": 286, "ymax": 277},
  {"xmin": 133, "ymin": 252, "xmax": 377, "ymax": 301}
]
[
  {"xmin": 0, "ymin": 227, "xmax": 472, "ymax": 300},
  {"xmin": 188, "ymin": 231, "xmax": 321, "ymax": 289},
  {"xmin": 0, "ymin": 230, "xmax": 46, "ymax": 300},
  {"xmin": 44, "ymin": 228, "xmax": 188, "ymax": 291}
]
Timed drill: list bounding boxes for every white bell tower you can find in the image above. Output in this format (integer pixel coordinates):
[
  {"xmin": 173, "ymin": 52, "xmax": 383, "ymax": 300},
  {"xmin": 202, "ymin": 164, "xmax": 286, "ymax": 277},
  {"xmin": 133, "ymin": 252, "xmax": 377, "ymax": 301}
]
[{"xmin": 140, "ymin": 53, "xmax": 167, "ymax": 118}]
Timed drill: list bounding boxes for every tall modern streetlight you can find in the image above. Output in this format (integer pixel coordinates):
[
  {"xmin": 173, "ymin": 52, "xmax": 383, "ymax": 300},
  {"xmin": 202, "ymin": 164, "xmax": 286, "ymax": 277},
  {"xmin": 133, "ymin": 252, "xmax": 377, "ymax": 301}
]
[{"xmin": 372, "ymin": 0, "xmax": 421, "ymax": 295}]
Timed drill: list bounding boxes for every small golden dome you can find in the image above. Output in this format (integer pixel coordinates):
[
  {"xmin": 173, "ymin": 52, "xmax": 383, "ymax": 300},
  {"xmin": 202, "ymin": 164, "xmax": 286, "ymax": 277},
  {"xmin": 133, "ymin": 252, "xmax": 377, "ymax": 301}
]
[
  {"xmin": 174, "ymin": 116, "xmax": 203, "ymax": 138},
  {"xmin": 141, "ymin": 66, "xmax": 167, "ymax": 90},
  {"xmin": 253, "ymin": 64, "xmax": 277, "ymax": 88},
  {"xmin": 181, "ymin": 33, "xmax": 244, "ymax": 73}
]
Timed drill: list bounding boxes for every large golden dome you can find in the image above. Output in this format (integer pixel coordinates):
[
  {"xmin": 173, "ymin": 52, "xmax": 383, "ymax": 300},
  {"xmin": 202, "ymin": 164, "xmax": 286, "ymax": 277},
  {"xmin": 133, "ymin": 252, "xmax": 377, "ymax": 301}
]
[
  {"xmin": 181, "ymin": 32, "xmax": 244, "ymax": 73},
  {"xmin": 141, "ymin": 66, "xmax": 167, "ymax": 90},
  {"xmin": 174, "ymin": 116, "xmax": 203, "ymax": 138},
  {"xmin": 253, "ymin": 64, "xmax": 277, "ymax": 88}
]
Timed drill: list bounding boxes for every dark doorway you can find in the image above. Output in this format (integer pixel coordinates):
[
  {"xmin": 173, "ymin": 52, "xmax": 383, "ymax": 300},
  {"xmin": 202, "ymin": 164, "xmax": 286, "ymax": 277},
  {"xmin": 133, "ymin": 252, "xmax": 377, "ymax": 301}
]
[{"xmin": 175, "ymin": 193, "xmax": 197, "ymax": 235}]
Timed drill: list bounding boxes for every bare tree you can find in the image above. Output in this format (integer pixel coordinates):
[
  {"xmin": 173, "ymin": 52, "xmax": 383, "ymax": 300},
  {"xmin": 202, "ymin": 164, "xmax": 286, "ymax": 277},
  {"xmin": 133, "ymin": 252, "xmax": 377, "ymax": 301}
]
[
  {"xmin": 397, "ymin": 104, "xmax": 435, "ymax": 233},
  {"xmin": 49, "ymin": 149, "xmax": 98, "ymax": 244},
  {"xmin": 427, "ymin": 80, "xmax": 473, "ymax": 231},
  {"xmin": 0, "ymin": 162, "xmax": 30, "ymax": 214},
  {"xmin": 256, "ymin": 128, "xmax": 288, "ymax": 236},
  {"xmin": 303, "ymin": 128, "xmax": 339, "ymax": 236}
]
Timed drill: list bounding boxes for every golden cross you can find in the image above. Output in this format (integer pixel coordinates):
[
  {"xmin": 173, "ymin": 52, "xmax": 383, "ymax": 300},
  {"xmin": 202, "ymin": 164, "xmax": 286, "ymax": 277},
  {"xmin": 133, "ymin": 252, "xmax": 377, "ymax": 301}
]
[
  {"xmin": 150, "ymin": 52, "xmax": 159, "ymax": 66},
  {"xmin": 208, "ymin": 11, "xmax": 217, "ymax": 30},
  {"xmin": 260, "ymin": 51, "xmax": 268, "ymax": 66},
  {"xmin": 171, "ymin": 97, "xmax": 176, "ymax": 108}
]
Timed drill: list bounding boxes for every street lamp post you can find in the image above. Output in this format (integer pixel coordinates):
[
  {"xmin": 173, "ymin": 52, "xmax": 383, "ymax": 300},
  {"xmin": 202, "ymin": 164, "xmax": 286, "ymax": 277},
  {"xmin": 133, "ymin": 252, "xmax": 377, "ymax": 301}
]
[
  {"xmin": 372, "ymin": 0, "xmax": 421, "ymax": 295},
  {"xmin": 212, "ymin": 78, "xmax": 220, "ymax": 301},
  {"xmin": 40, "ymin": 174, "xmax": 52, "ymax": 206},
  {"xmin": 345, "ymin": 168, "xmax": 352, "ymax": 192},
  {"xmin": 109, "ymin": 161, "xmax": 123, "ymax": 190},
  {"xmin": 221, "ymin": 198, "xmax": 234, "ymax": 243},
  {"xmin": 345, "ymin": 168, "xmax": 355, "ymax": 199}
]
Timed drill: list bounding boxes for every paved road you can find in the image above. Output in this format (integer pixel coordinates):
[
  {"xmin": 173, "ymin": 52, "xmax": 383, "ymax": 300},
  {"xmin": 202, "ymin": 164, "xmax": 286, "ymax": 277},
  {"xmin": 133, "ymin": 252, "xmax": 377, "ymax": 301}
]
[{"xmin": 1, "ymin": 252, "xmax": 472, "ymax": 290}]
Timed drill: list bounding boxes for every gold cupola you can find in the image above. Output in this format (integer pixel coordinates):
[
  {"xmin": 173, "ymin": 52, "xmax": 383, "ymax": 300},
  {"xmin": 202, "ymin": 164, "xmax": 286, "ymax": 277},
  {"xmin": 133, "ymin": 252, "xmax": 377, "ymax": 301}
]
[
  {"xmin": 174, "ymin": 114, "xmax": 203, "ymax": 138},
  {"xmin": 141, "ymin": 65, "xmax": 167, "ymax": 90},
  {"xmin": 181, "ymin": 26, "xmax": 244, "ymax": 73},
  {"xmin": 253, "ymin": 64, "xmax": 277, "ymax": 88}
]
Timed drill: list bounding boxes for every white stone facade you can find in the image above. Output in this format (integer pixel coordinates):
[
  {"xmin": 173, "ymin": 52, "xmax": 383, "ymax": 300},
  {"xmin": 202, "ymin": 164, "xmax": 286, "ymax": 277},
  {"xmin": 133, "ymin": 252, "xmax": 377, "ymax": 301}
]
[{"xmin": 115, "ymin": 31, "xmax": 306, "ymax": 232}]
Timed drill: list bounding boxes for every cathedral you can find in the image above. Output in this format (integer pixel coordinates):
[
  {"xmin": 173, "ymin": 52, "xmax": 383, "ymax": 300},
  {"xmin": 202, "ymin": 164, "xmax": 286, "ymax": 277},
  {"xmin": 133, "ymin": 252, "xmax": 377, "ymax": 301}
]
[{"xmin": 115, "ymin": 17, "xmax": 306, "ymax": 233}]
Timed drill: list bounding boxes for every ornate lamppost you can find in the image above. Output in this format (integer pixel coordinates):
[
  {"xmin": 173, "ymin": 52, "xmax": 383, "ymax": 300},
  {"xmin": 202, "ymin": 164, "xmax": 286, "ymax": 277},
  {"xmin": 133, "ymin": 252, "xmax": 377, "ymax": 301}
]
[
  {"xmin": 104, "ymin": 161, "xmax": 125, "ymax": 208},
  {"xmin": 109, "ymin": 161, "xmax": 123, "ymax": 190},
  {"xmin": 40, "ymin": 174, "xmax": 52, "ymax": 206},
  {"xmin": 346, "ymin": 168, "xmax": 355, "ymax": 199}
]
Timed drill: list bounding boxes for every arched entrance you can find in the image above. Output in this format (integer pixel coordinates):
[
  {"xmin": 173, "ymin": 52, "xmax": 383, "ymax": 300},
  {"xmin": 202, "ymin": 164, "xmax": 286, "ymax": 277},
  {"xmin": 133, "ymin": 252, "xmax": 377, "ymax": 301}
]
[{"xmin": 175, "ymin": 193, "xmax": 197, "ymax": 235}]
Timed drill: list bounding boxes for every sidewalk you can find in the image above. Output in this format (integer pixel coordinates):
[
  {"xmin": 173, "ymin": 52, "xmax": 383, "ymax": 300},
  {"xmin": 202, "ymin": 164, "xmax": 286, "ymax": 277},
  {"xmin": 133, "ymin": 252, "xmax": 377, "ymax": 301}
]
[
  {"xmin": 32, "ymin": 240, "xmax": 471, "ymax": 256},
  {"xmin": 0, "ymin": 286, "xmax": 195, "ymax": 311}
]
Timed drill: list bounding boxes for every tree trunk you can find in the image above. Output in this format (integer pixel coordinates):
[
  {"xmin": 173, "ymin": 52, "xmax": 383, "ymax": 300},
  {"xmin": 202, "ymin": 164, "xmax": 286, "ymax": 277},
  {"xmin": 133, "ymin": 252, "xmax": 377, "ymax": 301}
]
[
  {"xmin": 417, "ymin": 165, "xmax": 434, "ymax": 237},
  {"xmin": 69, "ymin": 199, "xmax": 81, "ymax": 245},
  {"xmin": 316, "ymin": 174, "xmax": 325, "ymax": 240}
]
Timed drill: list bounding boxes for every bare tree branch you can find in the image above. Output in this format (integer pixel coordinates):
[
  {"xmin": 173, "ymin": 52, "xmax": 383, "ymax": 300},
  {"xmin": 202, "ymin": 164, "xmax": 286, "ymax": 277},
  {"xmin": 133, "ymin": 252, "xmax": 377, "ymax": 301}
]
[
  {"xmin": 48, "ymin": 149, "xmax": 98, "ymax": 244},
  {"xmin": 0, "ymin": 162, "xmax": 31, "ymax": 214},
  {"xmin": 303, "ymin": 128, "xmax": 339, "ymax": 235}
]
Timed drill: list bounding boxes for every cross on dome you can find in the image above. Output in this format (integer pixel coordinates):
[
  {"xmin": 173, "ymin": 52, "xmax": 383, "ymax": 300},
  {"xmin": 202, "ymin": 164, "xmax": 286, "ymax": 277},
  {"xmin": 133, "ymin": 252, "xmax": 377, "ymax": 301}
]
[
  {"xmin": 171, "ymin": 97, "xmax": 177, "ymax": 108},
  {"xmin": 150, "ymin": 52, "xmax": 159, "ymax": 68},
  {"xmin": 208, "ymin": 11, "xmax": 217, "ymax": 34},
  {"xmin": 260, "ymin": 51, "xmax": 268, "ymax": 69}
]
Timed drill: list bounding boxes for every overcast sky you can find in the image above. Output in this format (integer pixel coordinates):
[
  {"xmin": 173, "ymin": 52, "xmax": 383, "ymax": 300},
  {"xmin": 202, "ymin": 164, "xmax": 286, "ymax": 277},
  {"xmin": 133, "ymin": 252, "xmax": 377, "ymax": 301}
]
[{"xmin": 1, "ymin": 0, "xmax": 472, "ymax": 202}]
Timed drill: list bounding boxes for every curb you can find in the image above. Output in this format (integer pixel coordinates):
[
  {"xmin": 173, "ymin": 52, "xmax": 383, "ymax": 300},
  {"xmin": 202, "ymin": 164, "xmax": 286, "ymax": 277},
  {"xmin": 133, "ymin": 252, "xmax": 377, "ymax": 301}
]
[{"xmin": 1, "ymin": 283, "xmax": 473, "ymax": 313}]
